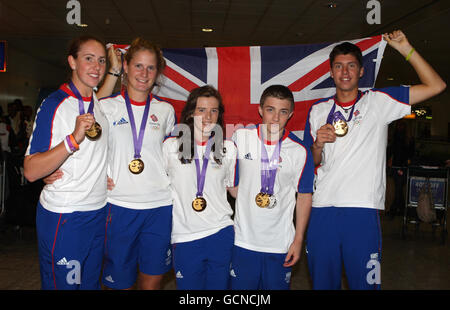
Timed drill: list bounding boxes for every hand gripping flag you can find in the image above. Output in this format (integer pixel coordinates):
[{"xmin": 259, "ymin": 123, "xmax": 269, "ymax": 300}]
[{"xmin": 108, "ymin": 35, "xmax": 386, "ymax": 139}]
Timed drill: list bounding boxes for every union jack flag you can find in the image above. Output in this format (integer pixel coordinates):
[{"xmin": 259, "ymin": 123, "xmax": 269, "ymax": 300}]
[{"xmin": 110, "ymin": 35, "xmax": 386, "ymax": 139}]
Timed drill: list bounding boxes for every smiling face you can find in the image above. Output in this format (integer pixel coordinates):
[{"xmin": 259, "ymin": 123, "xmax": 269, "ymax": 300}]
[
  {"xmin": 192, "ymin": 96, "xmax": 220, "ymax": 141},
  {"xmin": 68, "ymin": 40, "xmax": 106, "ymax": 97},
  {"xmin": 330, "ymin": 53, "xmax": 364, "ymax": 94},
  {"xmin": 124, "ymin": 49, "xmax": 158, "ymax": 101},
  {"xmin": 258, "ymin": 96, "xmax": 293, "ymax": 140}
]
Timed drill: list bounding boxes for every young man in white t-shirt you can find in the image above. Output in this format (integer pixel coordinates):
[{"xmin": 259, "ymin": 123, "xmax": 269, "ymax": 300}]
[
  {"xmin": 229, "ymin": 85, "xmax": 314, "ymax": 290},
  {"xmin": 303, "ymin": 30, "xmax": 446, "ymax": 290}
]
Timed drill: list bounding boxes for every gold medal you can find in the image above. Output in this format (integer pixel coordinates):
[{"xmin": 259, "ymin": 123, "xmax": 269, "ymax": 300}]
[
  {"xmin": 85, "ymin": 122, "xmax": 102, "ymax": 141},
  {"xmin": 333, "ymin": 119, "xmax": 348, "ymax": 137},
  {"xmin": 129, "ymin": 158, "xmax": 144, "ymax": 174},
  {"xmin": 255, "ymin": 192, "xmax": 270, "ymax": 208},
  {"xmin": 192, "ymin": 197, "xmax": 207, "ymax": 212}
]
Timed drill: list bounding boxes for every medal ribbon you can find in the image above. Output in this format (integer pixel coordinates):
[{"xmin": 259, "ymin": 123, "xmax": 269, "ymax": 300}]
[
  {"xmin": 194, "ymin": 138, "xmax": 214, "ymax": 197},
  {"xmin": 124, "ymin": 91, "xmax": 151, "ymax": 159},
  {"xmin": 326, "ymin": 91, "xmax": 361, "ymax": 125},
  {"xmin": 260, "ymin": 128, "xmax": 282, "ymax": 195},
  {"xmin": 68, "ymin": 81, "xmax": 95, "ymax": 116}
]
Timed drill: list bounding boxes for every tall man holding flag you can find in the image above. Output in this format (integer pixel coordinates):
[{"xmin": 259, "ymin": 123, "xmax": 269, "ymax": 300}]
[{"xmin": 303, "ymin": 30, "xmax": 446, "ymax": 290}]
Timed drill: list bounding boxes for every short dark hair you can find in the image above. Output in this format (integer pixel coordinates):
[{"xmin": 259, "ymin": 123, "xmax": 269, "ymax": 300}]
[
  {"xmin": 259, "ymin": 85, "xmax": 294, "ymax": 111},
  {"xmin": 329, "ymin": 42, "xmax": 363, "ymax": 67}
]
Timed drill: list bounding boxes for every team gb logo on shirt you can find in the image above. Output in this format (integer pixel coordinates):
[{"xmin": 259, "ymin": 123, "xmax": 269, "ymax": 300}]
[
  {"xmin": 353, "ymin": 110, "xmax": 362, "ymax": 125},
  {"xmin": 149, "ymin": 114, "xmax": 160, "ymax": 129}
]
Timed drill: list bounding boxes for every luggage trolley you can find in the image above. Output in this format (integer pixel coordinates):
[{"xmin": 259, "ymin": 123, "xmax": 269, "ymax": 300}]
[{"xmin": 401, "ymin": 166, "xmax": 448, "ymax": 244}]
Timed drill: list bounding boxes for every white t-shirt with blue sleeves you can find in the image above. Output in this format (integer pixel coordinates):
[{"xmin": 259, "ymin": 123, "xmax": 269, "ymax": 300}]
[
  {"xmin": 100, "ymin": 92, "xmax": 175, "ymax": 209},
  {"xmin": 26, "ymin": 84, "xmax": 109, "ymax": 213},
  {"xmin": 232, "ymin": 125, "xmax": 314, "ymax": 254},
  {"xmin": 304, "ymin": 86, "xmax": 411, "ymax": 210}
]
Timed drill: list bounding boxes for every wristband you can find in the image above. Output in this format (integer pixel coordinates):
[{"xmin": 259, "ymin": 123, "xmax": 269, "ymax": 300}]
[
  {"xmin": 65, "ymin": 135, "xmax": 77, "ymax": 153},
  {"xmin": 64, "ymin": 137, "xmax": 74, "ymax": 154},
  {"xmin": 405, "ymin": 48, "xmax": 415, "ymax": 61},
  {"xmin": 68, "ymin": 134, "xmax": 79, "ymax": 151},
  {"xmin": 108, "ymin": 71, "xmax": 121, "ymax": 77}
]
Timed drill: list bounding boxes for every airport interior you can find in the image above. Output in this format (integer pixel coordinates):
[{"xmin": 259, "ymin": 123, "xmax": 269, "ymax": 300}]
[{"xmin": 0, "ymin": 0, "xmax": 449, "ymax": 291}]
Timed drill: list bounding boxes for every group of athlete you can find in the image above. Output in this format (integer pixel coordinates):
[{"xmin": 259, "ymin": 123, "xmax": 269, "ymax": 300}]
[{"xmin": 24, "ymin": 30, "xmax": 446, "ymax": 290}]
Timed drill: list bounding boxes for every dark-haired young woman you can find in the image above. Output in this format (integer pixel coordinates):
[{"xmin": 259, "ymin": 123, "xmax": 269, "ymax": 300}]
[{"xmin": 162, "ymin": 85, "xmax": 238, "ymax": 290}]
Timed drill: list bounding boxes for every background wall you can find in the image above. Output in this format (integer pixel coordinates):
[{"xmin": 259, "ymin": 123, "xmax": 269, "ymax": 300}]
[
  {"xmin": 377, "ymin": 44, "xmax": 449, "ymax": 142},
  {"xmin": 0, "ymin": 43, "xmax": 65, "ymax": 115},
  {"xmin": 431, "ymin": 93, "xmax": 450, "ymax": 138}
]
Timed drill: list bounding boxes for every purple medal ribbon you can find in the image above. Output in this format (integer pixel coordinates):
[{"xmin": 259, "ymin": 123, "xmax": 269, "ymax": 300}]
[
  {"xmin": 260, "ymin": 130, "xmax": 282, "ymax": 195},
  {"xmin": 326, "ymin": 91, "xmax": 361, "ymax": 125},
  {"xmin": 68, "ymin": 81, "xmax": 95, "ymax": 116},
  {"xmin": 124, "ymin": 91, "xmax": 151, "ymax": 159},
  {"xmin": 194, "ymin": 138, "xmax": 214, "ymax": 197}
]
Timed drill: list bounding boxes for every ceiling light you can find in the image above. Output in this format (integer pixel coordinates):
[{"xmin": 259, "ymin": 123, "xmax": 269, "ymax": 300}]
[
  {"xmin": 387, "ymin": 77, "xmax": 394, "ymax": 81},
  {"xmin": 77, "ymin": 23, "xmax": 88, "ymax": 27},
  {"xmin": 202, "ymin": 28, "xmax": 213, "ymax": 32}
]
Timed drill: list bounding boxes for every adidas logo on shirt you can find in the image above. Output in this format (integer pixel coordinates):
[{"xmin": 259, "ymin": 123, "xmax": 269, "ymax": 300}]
[
  {"xmin": 56, "ymin": 257, "xmax": 69, "ymax": 266},
  {"xmin": 113, "ymin": 117, "xmax": 129, "ymax": 126},
  {"xmin": 176, "ymin": 271, "xmax": 184, "ymax": 279}
]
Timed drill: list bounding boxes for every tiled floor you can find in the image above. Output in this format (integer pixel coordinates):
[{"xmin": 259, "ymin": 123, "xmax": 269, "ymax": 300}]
[{"xmin": 0, "ymin": 213, "xmax": 448, "ymax": 290}]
